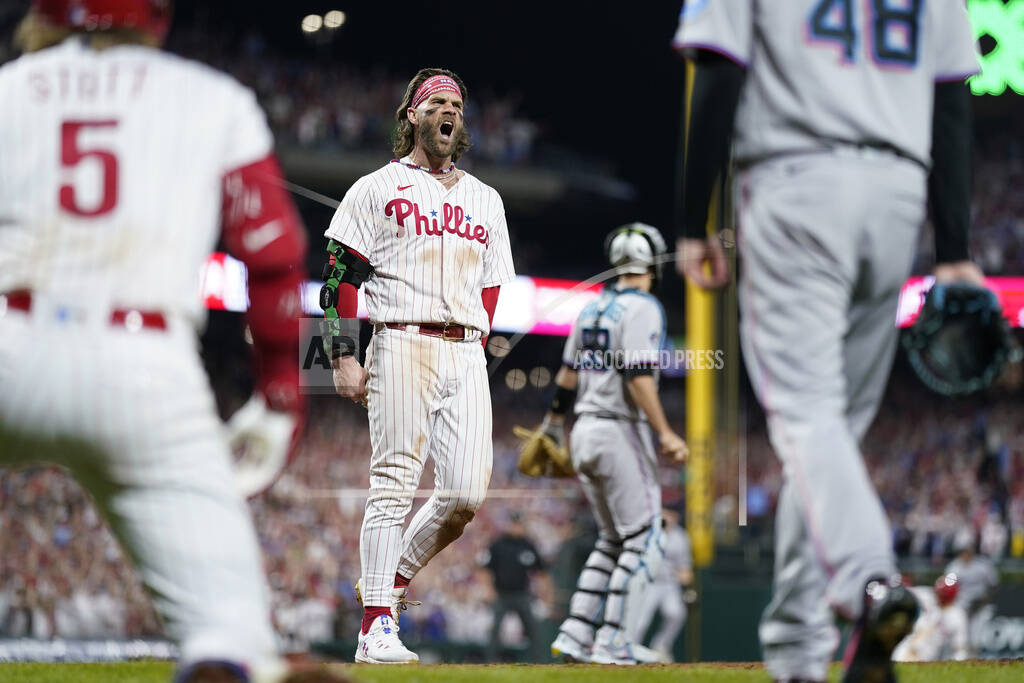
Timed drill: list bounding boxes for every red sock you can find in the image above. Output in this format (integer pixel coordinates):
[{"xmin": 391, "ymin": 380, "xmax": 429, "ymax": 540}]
[
  {"xmin": 362, "ymin": 606, "xmax": 391, "ymax": 635},
  {"xmin": 394, "ymin": 572, "xmax": 411, "ymax": 589}
]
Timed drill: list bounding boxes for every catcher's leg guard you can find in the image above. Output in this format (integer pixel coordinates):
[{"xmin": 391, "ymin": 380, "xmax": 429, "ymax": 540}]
[
  {"xmin": 560, "ymin": 536, "xmax": 622, "ymax": 646},
  {"xmin": 598, "ymin": 521, "xmax": 665, "ymax": 644}
]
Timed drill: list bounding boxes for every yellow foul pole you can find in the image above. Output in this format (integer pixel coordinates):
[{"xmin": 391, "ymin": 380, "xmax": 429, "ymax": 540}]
[{"xmin": 683, "ymin": 58, "xmax": 717, "ymax": 568}]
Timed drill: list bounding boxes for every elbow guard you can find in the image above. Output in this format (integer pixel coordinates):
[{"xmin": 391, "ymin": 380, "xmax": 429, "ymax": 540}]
[{"xmin": 320, "ymin": 240, "xmax": 371, "ymax": 359}]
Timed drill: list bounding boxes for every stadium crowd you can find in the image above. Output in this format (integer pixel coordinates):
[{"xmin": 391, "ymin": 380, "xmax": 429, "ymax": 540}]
[
  {"xmin": 167, "ymin": 25, "xmax": 539, "ymax": 167},
  {"xmin": 2, "ymin": 373, "xmax": 1020, "ymax": 647},
  {"xmin": 0, "ymin": 12, "xmax": 1020, "ymax": 655}
]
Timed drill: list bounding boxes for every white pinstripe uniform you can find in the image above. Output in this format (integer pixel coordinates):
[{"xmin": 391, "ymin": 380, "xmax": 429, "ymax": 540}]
[
  {"xmin": 0, "ymin": 39, "xmax": 283, "ymax": 677},
  {"xmin": 324, "ymin": 159, "xmax": 515, "ymax": 608}
]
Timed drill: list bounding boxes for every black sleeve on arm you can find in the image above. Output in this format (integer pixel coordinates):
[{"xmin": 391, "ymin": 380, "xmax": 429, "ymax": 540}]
[
  {"xmin": 929, "ymin": 81, "xmax": 972, "ymax": 264},
  {"xmin": 549, "ymin": 384, "xmax": 576, "ymax": 416},
  {"xmin": 677, "ymin": 51, "xmax": 745, "ymax": 240}
]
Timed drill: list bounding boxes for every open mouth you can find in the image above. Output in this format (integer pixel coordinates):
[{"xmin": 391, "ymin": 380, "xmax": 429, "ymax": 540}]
[{"xmin": 439, "ymin": 120, "xmax": 454, "ymax": 137}]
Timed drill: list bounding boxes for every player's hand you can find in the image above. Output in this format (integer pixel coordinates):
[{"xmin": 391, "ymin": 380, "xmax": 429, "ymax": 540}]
[
  {"xmin": 658, "ymin": 429, "xmax": 689, "ymax": 463},
  {"xmin": 332, "ymin": 355, "xmax": 368, "ymax": 404},
  {"xmin": 540, "ymin": 413, "xmax": 565, "ymax": 448},
  {"xmin": 227, "ymin": 393, "xmax": 301, "ymax": 497},
  {"xmin": 677, "ymin": 237, "xmax": 729, "ymax": 290},
  {"xmin": 934, "ymin": 260, "xmax": 985, "ymax": 287}
]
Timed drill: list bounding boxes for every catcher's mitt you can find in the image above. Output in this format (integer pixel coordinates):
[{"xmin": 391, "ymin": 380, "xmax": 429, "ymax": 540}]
[
  {"xmin": 514, "ymin": 420, "xmax": 574, "ymax": 478},
  {"xmin": 903, "ymin": 282, "xmax": 1022, "ymax": 397}
]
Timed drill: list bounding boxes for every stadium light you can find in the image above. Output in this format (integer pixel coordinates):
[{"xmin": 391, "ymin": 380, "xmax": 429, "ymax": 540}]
[
  {"xmin": 487, "ymin": 335, "xmax": 512, "ymax": 357},
  {"xmin": 324, "ymin": 10, "xmax": 347, "ymax": 29},
  {"xmin": 301, "ymin": 14, "xmax": 323, "ymax": 33},
  {"xmin": 529, "ymin": 367, "xmax": 552, "ymax": 389},
  {"xmin": 505, "ymin": 369, "xmax": 527, "ymax": 391}
]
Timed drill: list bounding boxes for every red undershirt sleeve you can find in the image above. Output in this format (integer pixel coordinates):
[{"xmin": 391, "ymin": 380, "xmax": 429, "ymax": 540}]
[
  {"xmin": 222, "ymin": 153, "xmax": 307, "ymax": 413},
  {"xmin": 481, "ymin": 285, "xmax": 500, "ymax": 348}
]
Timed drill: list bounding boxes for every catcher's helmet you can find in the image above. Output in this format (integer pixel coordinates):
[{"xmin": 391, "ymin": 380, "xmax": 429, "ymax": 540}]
[
  {"xmin": 33, "ymin": 0, "xmax": 172, "ymax": 40},
  {"xmin": 934, "ymin": 573, "xmax": 959, "ymax": 607},
  {"xmin": 604, "ymin": 222, "xmax": 667, "ymax": 283}
]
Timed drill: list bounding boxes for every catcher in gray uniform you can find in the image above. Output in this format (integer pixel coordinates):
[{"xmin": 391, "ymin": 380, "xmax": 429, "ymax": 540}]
[
  {"xmin": 673, "ymin": 2, "xmax": 983, "ymax": 682},
  {"xmin": 545, "ymin": 223, "xmax": 688, "ymax": 665}
]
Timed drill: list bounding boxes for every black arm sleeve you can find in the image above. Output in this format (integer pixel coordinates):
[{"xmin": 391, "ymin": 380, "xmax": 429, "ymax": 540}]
[
  {"xmin": 676, "ymin": 52, "xmax": 746, "ymax": 240},
  {"xmin": 929, "ymin": 82, "xmax": 972, "ymax": 264},
  {"xmin": 549, "ymin": 385, "xmax": 576, "ymax": 416}
]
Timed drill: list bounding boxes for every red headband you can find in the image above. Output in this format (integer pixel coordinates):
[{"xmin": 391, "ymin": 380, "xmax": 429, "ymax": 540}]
[{"xmin": 410, "ymin": 75, "xmax": 463, "ymax": 109}]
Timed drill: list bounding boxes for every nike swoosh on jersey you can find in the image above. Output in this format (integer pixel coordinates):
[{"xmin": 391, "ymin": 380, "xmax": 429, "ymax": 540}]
[
  {"xmin": 397, "ymin": 184, "xmax": 414, "ymax": 191},
  {"xmin": 242, "ymin": 219, "xmax": 283, "ymax": 253}
]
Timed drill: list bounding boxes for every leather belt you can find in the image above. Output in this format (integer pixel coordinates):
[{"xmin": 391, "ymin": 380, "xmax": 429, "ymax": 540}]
[
  {"xmin": 1, "ymin": 290, "xmax": 168, "ymax": 332},
  {"xmin": 381, "ymin": 322, "xmax": 467, "ymax": 341}
]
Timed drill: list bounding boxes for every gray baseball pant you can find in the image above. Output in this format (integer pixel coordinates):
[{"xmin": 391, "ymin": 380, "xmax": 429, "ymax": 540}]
[{"xmin": 736, "ymin": 150, "xmax": 926, "ymax": 681}]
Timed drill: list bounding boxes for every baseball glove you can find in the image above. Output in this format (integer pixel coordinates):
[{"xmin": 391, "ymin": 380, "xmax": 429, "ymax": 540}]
[
  {"xmin": 903, "ymin": 282, "xmax": 1022, "ymax": 397},
  {"xmin": 514, "ymin": 417, "xmax": 574, "ymax": 478}
]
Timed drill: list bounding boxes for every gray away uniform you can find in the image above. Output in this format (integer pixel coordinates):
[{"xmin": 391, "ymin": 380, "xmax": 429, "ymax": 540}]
[
  {"xmin": 675, "ymin": 1, "xmax": 979, "ymax": 680},
  {"xmin": 557, "ymin": 285, "xmax": 668, "ymax": 649},
  {"xmin": 635, "ymin": 524, "xmax": 692, "ymax": 657}
]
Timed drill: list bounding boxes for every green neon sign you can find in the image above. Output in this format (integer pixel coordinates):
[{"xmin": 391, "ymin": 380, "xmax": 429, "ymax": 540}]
[{"xmin": 969, "ymin": 0, "xmax": 1024, "ymax": 96}]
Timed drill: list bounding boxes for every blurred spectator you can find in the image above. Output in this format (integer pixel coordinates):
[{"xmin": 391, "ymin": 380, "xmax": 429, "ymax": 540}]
[{"xmin": 160, "ymin": 25, "xmax": 539, "ymax": 167}]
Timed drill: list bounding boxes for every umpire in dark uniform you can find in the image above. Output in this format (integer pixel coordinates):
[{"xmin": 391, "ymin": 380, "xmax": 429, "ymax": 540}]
[{"xmin": 483, "ymin": 512, "xmax": 544, "ymax": 662}]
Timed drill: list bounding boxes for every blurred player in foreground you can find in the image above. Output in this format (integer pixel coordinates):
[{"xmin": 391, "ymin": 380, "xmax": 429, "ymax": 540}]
[
  {"xmin": 0, "ymin": 2, "xmax": 334, "ymax": 681},
  {"xmin": 320, "ymin": 67, "xmax": 515, "ymax": 663},
  {"xmin": 547, "ymin": 224, "xmax": 688, "ymax": 665},
  {"xmin": 893, "ymin": 574, "xmax": 968, "ymax": 662},
  {"xmin": 633, "ymin": 507, "xmax": 693, "ymax": 662},
  {"xmin": 674, "ymin": 1, "xmax": 981, "ymax": 681}
]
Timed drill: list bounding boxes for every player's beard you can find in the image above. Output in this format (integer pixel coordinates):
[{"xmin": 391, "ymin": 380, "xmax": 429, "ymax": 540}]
[{"xmin": 419, "ymin": 117, "xmax": 462, "ymax": 162}]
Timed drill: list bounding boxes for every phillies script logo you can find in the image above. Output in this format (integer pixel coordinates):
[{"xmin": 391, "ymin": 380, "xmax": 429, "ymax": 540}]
[{"xmin": 384, "ymin": 199, "xmax": 488, "ymax": 247}]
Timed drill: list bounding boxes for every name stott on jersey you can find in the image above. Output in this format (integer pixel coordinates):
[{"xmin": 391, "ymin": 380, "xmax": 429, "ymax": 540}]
[
  {"xmin": 673, "ymin": 0, "xmax": 980, "ymax": 167},
  {"xmin": 325, "ymin": 161, "xmax": 515, "ymax": 334},
  {"xmin": 562, "ymin": 287, "xmax": 666, "ymax": 421},
  {"xmin": 0, "ymin": 38, "xmax": 273, "ymax": 326}
]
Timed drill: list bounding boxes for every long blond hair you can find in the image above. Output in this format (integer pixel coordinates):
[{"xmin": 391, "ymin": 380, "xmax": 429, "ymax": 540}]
[{"xmin": 392, "ymin": 67, "xmax": 472, "ymax": 162}]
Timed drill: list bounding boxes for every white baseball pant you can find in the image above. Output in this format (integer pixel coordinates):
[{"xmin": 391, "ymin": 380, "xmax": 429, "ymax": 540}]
[
  {"xmin": 359, "ymin": 327, "xmax": 492, "ymax": 607},
  {"xmin": 0, "ymin": 299, "xmax": 282, "ymax": 677}
]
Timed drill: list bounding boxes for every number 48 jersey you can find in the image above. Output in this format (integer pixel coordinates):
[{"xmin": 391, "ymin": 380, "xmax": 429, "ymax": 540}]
[
  {"xmin": 0, "ymin": 38, "xmax": 273, "ymax": 326},
  {"xmin": 673, "ymin": 0, "xmax": 980, "ymax": 168}
]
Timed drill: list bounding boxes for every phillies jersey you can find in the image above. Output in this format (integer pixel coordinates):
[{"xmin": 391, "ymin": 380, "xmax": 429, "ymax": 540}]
[
  {"xmin": 0, "ymin": 38, "xmax": 272, "ymax": 327},
  {"xmin": 893, "ymin": 586, "xmax": 969, "ymax": 662},
  {"xmin": 324, "ymin": 159, "xmax": 515, "ymax": 334},
  {"xmin": 562, "ymin": 286, "xmax": 666, "ymax": 422},
  {"xmin": 673, "ymin": 0, "xmax": 980, "ymax": 167}
]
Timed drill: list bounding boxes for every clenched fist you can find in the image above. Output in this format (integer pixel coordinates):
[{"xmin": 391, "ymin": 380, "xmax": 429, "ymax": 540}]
[
  {"xmin": 332, "ymin": 355, "xmax": 368, "ymax": 404},
  {"xmin": 658, "ymin": 428, "xmax": 689, "ymax": 463}
]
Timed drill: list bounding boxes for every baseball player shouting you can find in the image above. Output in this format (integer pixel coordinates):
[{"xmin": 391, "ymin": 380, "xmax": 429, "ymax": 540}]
[
  {"xmin": 674, "ymin": 1, "xmax": 982, "ymax": 681},
  {"xmin": 320, "ymin": 68, "xmax": 515, "ymax": 664},
  {"xmin": 0, "ymin": 2, "xmax": 341, "ymax": 683},
  {"xmin": 547, "ymin": 224, "xmax": 688, "ymax": 665}
]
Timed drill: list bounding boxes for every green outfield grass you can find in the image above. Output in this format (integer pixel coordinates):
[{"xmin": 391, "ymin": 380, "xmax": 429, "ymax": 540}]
[{"xmin": 1, "ymin": 660, "xmax": 1022, "ymax": 682}]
